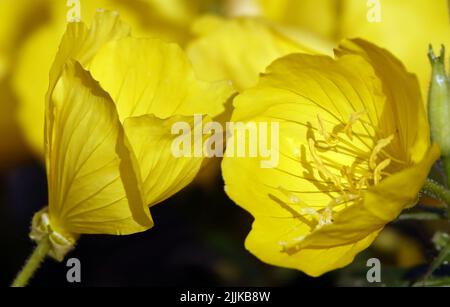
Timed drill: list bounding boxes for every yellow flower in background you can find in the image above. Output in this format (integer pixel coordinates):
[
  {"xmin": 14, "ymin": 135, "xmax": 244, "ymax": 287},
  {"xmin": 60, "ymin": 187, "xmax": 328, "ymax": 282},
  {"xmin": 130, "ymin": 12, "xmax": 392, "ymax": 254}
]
[
  {"xmin": 31, "ymin": 10, "xmax": 232, "ymax": 260},
  {"xmin": 0, "ymin": 0, "xmax": 137, "ymax": 164},
  {"xmin": 0, "ymin": 0, "xmax": 47, "ymax": 167},
  {"xmin": 256, "ymin": 0, "xmax": 339, "ymax": 39},
  {"xmin": 187, "ymin": 15, "xmax": 334, "ymax": 92},
  {"xmin": 250, "ymin": 0, "xmax": 450, "ymax": 98},
  {"xmin": 222, "ymin": 39, "xmax": 439, "ymax": 276},
  {"xmin": 339, "ymin": 0, "xmax": 450, "ymax": 99},
  {"xmin": 13, "ymin": 0, "xmax": 222, "ymax": 158}
]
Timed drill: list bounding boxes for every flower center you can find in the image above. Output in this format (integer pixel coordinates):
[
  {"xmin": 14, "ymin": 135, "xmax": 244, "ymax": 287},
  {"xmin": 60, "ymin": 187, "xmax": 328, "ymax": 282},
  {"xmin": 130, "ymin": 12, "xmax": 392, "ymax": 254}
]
[{"xmin": 276, "ymin": 111, "xmax": 407, "ymax": 253}]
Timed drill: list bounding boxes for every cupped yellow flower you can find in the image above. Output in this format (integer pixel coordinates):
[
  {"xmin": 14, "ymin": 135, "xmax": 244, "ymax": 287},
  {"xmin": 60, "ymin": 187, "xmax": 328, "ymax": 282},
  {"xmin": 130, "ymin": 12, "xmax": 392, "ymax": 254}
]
[
  {"xmin": 222, "ymin": 39, "xmax": 439, "ymax": 276},
  {"xmin": 32, "ymin": 11, "xmax": 232, "ymax": 260},
  {"xmin": 187, "ymin": 15, "xmax": 333, "ymax": 92}
]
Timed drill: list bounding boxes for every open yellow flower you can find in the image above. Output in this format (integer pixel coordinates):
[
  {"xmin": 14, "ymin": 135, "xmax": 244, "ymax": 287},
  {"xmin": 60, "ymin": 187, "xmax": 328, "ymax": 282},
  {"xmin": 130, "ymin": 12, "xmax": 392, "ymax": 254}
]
[
  {"xmin": 31, "ymin": 10, "xmax": 232, "ymax": 260},
  {"xmin": 222, "ymin": 39, "xmax": 439, "ymax": 276}
]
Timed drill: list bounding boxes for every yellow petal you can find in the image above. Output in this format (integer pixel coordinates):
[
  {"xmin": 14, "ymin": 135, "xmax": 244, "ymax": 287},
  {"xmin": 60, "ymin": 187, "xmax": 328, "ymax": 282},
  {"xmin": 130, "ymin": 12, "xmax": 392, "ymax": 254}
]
[
  {"xmin": 47, "ymin": 60, "xmax": 150, "ymax": 238},
  {"xmin": 14, "ymin": 24, "xmax": 60, "ymax": 156},
  {"xmin": 88, "ymin": 36, "xmax": 233, "ymax": 119},
  {"xmin": 256, "ymin": 0, "xmax": 338, "ymax": 39},
  {"xmin": 122, "ymin": 115, "xmax": 208, "ymax": 224},
  {"xmin": 335, "ymin": 39, "xmax": 430, "ymax": 163},
  {"xmin": 246, "ymin": 216, "xmax": 381, "ymax": 277},
  {"xmin": 47, "ymin": 10, "xmax": 130, "ymax": 94},
  {"xmin": 339, "ymin": 0, "xmax": 450, "ymax": 98},
  {"xmin": 14, "ymin": 9, "xmax": 130, "ymax": 158},
  {"xmin": 44, "ymin": 10, "xmax": 130, "ymax": 165},
  {"xmin": 252, "ymin": 0, "xmax": 450, "ymax": 98},
  {"xmin": 187, "ymin": 15, "xmax": 332, "ymax": 91}
]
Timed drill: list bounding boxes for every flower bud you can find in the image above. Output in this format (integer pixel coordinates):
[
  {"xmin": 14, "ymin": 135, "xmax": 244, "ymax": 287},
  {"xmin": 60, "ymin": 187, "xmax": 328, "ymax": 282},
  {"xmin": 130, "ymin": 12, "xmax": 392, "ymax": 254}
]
[{"xmin": 428, "ymin": 45, "xmax": 450, "ymax": 156}]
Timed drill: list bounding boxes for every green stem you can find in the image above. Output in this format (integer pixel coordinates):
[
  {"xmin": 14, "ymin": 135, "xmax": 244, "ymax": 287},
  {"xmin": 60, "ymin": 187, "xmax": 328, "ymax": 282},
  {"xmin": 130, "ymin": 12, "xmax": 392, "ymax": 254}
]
[
  {"xmin": 422, "ymin": 178, "xmax": 450, "ymax": 207},
  {"xmin": 443, "ymin": 156, "xmax": 450, "ymax": 188},
  {"xmin": 11, "ymin": 236, "xmax": 50, "ymax": 287},
  {"xmin": 419, "ymin": 240, "xmax": 450, "ymax": 286}
]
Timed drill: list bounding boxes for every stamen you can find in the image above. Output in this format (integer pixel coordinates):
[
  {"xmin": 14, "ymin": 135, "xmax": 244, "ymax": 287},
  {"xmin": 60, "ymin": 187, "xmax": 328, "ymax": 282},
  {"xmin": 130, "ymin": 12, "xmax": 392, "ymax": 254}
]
[
  {"xmin": 380, "ymin": 149, "xmax": 408, "ymax": 166},
  {"xmin": 308, "ymin": 138, "xmax": 342, "ymax": 189},
  {"xmin": 373, "ymin": 159, "xmax": 391, "ymax": 185},
  {"xmin": 318, "ymin": 207, "xmax": 333, "ymax": 226},
  {"xmin": 281, "ymin": 112, "xmax": 400, "ymax": 255},
  {"xmin": 357, "ymin": 173, "xmax": 371, "ymax": 190},
  {"xmin": 344, "ymin": 110, "xmax": 368, "ymax": 140},
  {"xmin": 369, "ymin": 135, "xmax": 394, "ymax": 170},
  {"xmin": 278, "ymin": 186, "xmax": 300, "ymax": 204},
  {"xmin": 280, "ymin": 236, "xmax": 305, "ymax": 253},
  {"xmin": 317, "ymin": 115, "xmax": 339, "ymax": 147},
  {"xmin": 341, "ymin": 166, "xmax": 357, "ymax": 193},
  {"xmin": 277, "ymin": 187, "xmax": 322, "ymax": 221}
]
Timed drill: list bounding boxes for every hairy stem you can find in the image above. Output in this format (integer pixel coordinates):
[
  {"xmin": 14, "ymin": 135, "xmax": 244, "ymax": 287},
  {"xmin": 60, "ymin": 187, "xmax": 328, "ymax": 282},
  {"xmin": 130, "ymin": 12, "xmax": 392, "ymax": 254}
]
[
  {"xmin": 11, "ymin": 236, "xmax": 50, "ymax": 287},
  {"xmin": 422, "ymin": 178, "xmax": 450, "ymax": 208}
]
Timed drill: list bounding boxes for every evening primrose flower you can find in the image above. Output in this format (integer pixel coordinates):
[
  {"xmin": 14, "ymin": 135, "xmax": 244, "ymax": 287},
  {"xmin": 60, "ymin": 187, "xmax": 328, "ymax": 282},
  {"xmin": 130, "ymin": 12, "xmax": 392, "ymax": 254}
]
[
  {"xmin": 222, "ymin": 39, "xmax": 439, "ymax": 276},
  {"xmin": 25, "ymin": 10, "xmax": 232, "ymax": 263}
]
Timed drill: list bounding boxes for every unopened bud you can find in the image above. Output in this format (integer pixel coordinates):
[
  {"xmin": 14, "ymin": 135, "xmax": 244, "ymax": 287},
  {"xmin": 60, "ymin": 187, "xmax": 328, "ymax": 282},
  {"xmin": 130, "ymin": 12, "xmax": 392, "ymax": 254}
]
[{"xmin": 428, "ymin": 45, "xmax": 450, "ymax": 156}]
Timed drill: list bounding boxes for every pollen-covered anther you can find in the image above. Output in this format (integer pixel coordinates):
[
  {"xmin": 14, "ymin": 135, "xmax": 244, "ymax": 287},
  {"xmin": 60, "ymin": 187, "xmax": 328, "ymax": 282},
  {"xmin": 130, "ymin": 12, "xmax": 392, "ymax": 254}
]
[
  {"xmin": 279, "ymin": 236, "xmax": 306, "ymax": 254},
  {"xmin": 318, "ymin": 207, "xmax": 333, "ymax": 227}
]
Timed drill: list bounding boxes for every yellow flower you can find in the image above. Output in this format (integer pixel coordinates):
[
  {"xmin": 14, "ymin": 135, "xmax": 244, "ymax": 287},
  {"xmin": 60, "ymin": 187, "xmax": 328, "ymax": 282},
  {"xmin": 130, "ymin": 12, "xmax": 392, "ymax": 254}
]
[
  {"xmin": 222, "ymin": 39, "xmax": 439, "ymax": 276},
  {"xmin": 339, "ymin": 0, "xmax": 450, "ymax": 100},
  {"xmin": 14, "ymin": 0, "xmax": 213, "ymax": 158},
  {"xmin": 31, "ymin": 10, "xmax": 232, "ymax": 261},
  {"xmin": 0, "ymin": 0, "xmax": 46, "ymax": 167},
  {"xmin": 187, "ymin": 15, "xmax": 333, "ymax": 92},
  {"xmin": 256, "ymin": 0, "xmax": 338, "ymax": 39}
]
